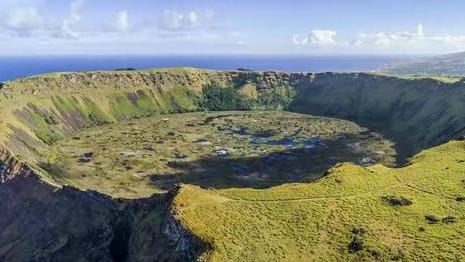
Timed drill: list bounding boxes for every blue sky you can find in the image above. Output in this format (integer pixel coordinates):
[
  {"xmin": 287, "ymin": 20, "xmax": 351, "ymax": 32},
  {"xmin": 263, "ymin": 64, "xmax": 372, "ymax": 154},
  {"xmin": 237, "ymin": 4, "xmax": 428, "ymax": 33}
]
[{"xmin": 1, "ymin": 0, "xmax": 465, "ymax": 55}]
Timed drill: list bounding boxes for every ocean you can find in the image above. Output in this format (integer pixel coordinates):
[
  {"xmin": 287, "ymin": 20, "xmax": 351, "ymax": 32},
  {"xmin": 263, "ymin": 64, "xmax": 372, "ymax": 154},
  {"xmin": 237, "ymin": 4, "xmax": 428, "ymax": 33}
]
[{"xmin": 0, "ymin": 55, "xmax": 407, "ymax": 82}]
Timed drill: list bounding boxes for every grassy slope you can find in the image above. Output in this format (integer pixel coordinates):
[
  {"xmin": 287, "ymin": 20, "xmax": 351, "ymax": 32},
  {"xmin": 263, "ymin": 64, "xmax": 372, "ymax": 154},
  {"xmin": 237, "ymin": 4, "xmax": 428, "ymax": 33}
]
[
  {"xmin": 290, "ymin": 73, "xmax": 465, "ymax": 159},
  {"xmin": 0, "ymin": 68, "xmax": 302, "ymax": 185},
  {"xmin": 173, "ymin": 139, "xmax": 465, "ymax": 261},
  {"xmin": 0, "ymin": 68, "xmax": 220, "ymax": 181},
  {"xmin": 3, "ymin": 69, "xmax": 464, "ymax": 172}
]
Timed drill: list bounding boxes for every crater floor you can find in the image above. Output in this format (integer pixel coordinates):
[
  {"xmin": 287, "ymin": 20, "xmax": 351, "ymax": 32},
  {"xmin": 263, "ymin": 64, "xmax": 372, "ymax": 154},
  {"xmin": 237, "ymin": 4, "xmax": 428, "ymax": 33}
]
[{"xmin": 42, "ymin": 111, "xmax": 396, "ymax": 198}]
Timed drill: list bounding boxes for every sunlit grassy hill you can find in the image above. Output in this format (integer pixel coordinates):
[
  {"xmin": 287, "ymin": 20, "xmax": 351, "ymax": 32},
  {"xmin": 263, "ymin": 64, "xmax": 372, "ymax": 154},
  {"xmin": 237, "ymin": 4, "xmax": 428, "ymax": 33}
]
[{"xmin": 173, "ymin": 139, "xmax": 465, "ymax": 261}]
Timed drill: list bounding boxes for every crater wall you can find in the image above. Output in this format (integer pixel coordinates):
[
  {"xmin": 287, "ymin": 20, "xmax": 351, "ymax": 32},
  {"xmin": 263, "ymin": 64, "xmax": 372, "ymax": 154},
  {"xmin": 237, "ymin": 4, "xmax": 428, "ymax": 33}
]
[{"xmin": 2, "ymin": 68, "xmax": 465, "ymax": 260}]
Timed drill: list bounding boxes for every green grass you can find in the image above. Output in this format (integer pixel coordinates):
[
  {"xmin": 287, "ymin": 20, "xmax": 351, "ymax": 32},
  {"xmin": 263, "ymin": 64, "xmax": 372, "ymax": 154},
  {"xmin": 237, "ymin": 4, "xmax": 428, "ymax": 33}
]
[
  {"xmin": 43, "ymin": 111, "xmax": 395, "ymax": 198},
  {"xmin": 173, "ymin": 140, "xmax": 465, "ymax": 261},
  {"xmin": 0, "ymin": 69, "xmax": 211, "ymax": 173},
  {"xmin": 82, "ymin": 97, "xmax": 112, "ymax": 125}
]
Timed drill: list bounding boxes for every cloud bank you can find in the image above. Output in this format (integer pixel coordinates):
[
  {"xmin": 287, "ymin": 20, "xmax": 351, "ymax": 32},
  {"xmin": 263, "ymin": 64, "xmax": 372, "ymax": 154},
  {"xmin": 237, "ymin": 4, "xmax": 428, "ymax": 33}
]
[
  {"xmin": 61, "ymin": 0, "xmax": 85, "ymax": 38},
  {"xmin": 293, "ymin": 24, "xmax": 465, "ymax": 54},
  {"xmin": 158, "ymin": 10, "xmax": 215, "ymax": 32},
  {"xmin": 0, "ymin": 1, "xmax": 463, "ymax": 55},
  {"xmin": 1, "ymin": 6, "xmax": 43, "ymax": 35}
]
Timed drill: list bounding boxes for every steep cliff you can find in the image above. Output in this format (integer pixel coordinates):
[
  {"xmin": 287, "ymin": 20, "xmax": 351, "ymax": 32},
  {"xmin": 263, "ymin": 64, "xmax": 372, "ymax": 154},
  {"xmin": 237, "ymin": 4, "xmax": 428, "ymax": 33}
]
[
  {"xmin": 289, "ymin": 73, "xmax": 465, "ymax": 160},
  {"xmin": 0, "ymin": 147, "xmax": 193, "ymax": 261}
]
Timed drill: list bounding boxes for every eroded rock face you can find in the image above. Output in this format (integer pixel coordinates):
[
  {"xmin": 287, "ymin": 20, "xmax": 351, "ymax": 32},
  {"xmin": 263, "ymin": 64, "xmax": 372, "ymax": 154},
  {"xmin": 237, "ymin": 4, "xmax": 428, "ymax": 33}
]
[
  {"xmin": 0, "ymin": 148, "xmax": 35, "ymax": 184},
  {"xmin": 0, "ymin": 149, "xmax": 202, "ymax": 262},
  {"xmin": 162, "ymin": 188, "xmax": 207, "ymax": 261},
  {"xmin": 0, "ymin": 172, "xmax": 118, "ymax": 261}
]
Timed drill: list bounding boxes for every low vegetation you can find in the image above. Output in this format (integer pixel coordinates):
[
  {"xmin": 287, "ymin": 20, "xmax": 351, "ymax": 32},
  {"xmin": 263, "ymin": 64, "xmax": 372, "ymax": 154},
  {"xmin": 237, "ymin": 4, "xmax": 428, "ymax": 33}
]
[
  {"xmin": 381, "ymin": 195, "xmax": 413, "ymax": 206},
  {"xmin": 43, "ymin": 111, "xmax": 395, "ymax": 198},
  {"xmin": 173, "ymin": 140, "xmax": 465, "ymax": 261},
  {"xmin": 200, "ymin": 83, "xmax": 253, "ymax": 111}
]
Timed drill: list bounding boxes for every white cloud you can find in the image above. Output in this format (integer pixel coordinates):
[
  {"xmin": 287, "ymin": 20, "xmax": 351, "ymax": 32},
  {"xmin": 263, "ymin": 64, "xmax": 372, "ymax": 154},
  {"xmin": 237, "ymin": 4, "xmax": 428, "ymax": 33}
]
[
  {"xmin": 115, "ymin": 10, "xmax": 129, "ymax": 33},
  {"xmin": 432, "ymin": 34, "xmax": 465, "ymax": 49},
  {"xmin": 0, "ymin": 0, "xmax": 44, "ymax": 10},
  {"xmin": 0, "ymin": 1, "xmax": 132, "ymax": 39},
  {"xmin": 294, "ymin": 24, "xmax": 465, "ymax": 54},
  {"xmin": 61, "ymin": 0, "xmax": 85, "ymax": 39},
  {"xmin": 353, "ymin": 24, "xmax": 465, "ymax": 53},
  {"xmin": 158, "ymin": 10, "xmax": 215, "ymax": 31},
  {"xmin": 354, "ymin": 24, "xmax": 424, "ymax": 48},
  {"xmin": 0, "ymin": 6, "xmax": 43, "ymax": 35},
  {"xmin": 292, "ymin": 30, "xmax": 341, "ymax": 47}
]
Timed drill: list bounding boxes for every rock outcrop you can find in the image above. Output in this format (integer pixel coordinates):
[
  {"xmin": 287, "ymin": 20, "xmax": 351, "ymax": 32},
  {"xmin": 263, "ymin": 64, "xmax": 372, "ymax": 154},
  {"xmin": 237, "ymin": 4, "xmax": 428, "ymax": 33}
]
[
  {"xmin": 163, "ymin": 187, "xmax": 208, "ymax": 261},
  {"xmin": 0, "ymin": 147, "xmax": 36, "ymax": 184},
  {"xmin": 0, "ymin": 148, "xmax": 202, "ymax": 261}
]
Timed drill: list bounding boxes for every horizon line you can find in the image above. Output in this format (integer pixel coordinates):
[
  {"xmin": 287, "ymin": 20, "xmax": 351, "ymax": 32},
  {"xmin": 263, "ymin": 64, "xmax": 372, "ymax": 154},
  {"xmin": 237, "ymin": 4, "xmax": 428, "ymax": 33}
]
[{"xmin": 0, "ymin": 53, "xmax": 433, "ymax": 58}]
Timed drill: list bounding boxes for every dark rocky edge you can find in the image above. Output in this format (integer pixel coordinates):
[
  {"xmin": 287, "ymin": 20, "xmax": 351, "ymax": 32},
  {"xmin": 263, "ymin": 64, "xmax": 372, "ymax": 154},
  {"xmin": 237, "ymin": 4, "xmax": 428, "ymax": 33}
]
[
  {"xmin": 0, "ymin": 146, "xmax": 202, "ymax": 261},
  {"xmin": 162, "ymin": 186, "xmax": 209, "ymax": 261}
]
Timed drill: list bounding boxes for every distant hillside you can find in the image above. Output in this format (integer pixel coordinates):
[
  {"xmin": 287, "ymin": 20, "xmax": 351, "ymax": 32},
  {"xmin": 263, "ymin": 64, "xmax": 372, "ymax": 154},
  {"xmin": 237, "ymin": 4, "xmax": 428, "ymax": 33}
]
[{"xmin": 383, "ymin": 52, "xmax": 465, "ymax": 77}]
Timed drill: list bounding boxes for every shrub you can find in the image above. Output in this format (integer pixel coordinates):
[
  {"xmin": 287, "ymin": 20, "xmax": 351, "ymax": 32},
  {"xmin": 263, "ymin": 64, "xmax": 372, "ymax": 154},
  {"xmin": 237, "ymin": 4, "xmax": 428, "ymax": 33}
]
[
  {"xmin": 425, "ymin": 215, "xmax": 440, "ymax": 224},
  {"xmin": 351, "ymin": 227, "xmax": 367, "ymax": 236},
  {"xmin": 257, "ymin": 85, "xmax": 295, "ymax": 110},
  {"xmin": 201, "ymin": 83, "xmax": 253, "ymax": 111},
  {"xmin": 442, "ymin": 216, "xmax": 457, "ymax": 224},
  {"xmin": 456, "ymin": 196, "xmax": 465, "ymax": 202},
  {"xmin": 381, "ymin": 196, "xmax": 413, "ymax": 206},
  {"xmin": 348, "ymin": 235, "xmax": 364, "ymax": 252},
  {"xmin": 89, "ymin": 112, "xmax": 110, "ymax": 125}
]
